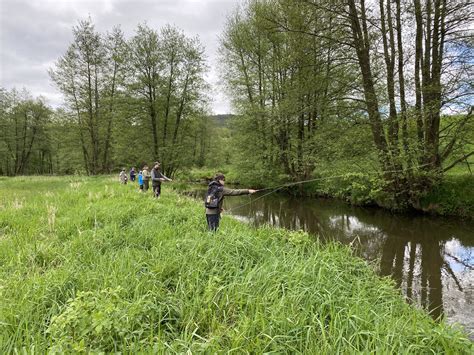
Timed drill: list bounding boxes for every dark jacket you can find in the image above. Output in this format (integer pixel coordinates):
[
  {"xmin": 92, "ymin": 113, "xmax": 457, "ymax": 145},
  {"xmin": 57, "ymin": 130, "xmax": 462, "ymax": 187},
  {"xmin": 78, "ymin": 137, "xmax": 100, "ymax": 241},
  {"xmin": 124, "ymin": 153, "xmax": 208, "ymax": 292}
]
[
  {"xmin": 205, "ymin": 180, "xmax": 250, "ymax": 215},
  {"xmin": 151, "ymin": 168, "xmax": 170, "ymax": 186}
]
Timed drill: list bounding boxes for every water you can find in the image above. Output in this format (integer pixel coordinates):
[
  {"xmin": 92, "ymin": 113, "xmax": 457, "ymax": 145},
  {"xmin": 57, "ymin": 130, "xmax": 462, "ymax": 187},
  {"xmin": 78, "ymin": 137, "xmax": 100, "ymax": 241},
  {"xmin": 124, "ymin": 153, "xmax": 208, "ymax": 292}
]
[{"xmin": 185, "ymin": 187, "xmax": 474, "ymax": 337}]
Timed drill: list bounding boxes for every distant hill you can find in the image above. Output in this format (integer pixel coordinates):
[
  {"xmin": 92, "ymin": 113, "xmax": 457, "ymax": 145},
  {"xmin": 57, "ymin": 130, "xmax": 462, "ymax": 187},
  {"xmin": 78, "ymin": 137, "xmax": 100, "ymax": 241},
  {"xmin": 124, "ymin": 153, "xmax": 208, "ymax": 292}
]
[{"xmin": 210, "ymin": 114, "xmax": 235, "ymax": 127}]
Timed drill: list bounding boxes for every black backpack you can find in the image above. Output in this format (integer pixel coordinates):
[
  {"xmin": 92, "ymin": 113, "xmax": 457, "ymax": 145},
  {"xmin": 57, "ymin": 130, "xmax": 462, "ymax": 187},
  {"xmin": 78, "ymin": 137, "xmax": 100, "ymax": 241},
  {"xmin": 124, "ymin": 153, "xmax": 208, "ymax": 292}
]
[{"xmin": 204, "ymin": 183, "xmax": 223, "ymax": 209}]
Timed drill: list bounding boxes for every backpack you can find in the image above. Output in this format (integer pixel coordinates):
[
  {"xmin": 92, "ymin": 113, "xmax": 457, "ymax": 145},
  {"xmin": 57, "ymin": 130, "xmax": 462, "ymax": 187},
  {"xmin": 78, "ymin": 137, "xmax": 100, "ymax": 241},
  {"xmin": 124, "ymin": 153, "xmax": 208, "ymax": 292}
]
[{"xmin": 204, "ymin": 183, "xmax": 223, "ymax": 209}]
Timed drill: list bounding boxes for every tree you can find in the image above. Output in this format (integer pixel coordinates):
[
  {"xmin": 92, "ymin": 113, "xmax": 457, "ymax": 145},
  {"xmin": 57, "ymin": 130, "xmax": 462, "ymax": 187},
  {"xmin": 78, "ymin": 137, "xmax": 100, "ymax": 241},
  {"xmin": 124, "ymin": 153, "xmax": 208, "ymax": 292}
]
[
  {"xmin": 50, "ymin": 19, "xmax": 126, "ymax": 174},
  {"xmin": 127, "ymin": 24, "xmax": 208, "ymax": 176},
  {"xmin": 0, "ymin": 88, "xmax": 52, "ymax": 175},
  {"xmin": 345, "ymin": 0, "xmax": 473, "ymax": 202},
  {"xmin": 220, "ymin": 0, "xmax": 359, "ymax": 183}
]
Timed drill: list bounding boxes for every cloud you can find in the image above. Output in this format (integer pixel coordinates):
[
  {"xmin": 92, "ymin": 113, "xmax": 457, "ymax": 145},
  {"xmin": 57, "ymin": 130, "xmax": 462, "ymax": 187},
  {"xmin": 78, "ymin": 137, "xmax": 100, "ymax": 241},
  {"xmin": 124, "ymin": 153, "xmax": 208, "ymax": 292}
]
[{"xmin": 0, "ymin": 0, "xmax": 239, "ymax": 113}]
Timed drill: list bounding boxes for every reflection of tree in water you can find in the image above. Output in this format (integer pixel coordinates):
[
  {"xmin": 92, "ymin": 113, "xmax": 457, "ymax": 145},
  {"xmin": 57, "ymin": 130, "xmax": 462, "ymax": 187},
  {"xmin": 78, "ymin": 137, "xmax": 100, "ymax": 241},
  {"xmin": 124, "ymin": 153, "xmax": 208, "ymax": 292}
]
[
  {"xmin": 380, "ymin": 238, "xmax": 444, "ymax": 319},
  {"xmin": 376, "ymin": 218, "xmax": 473, "ymax": 322}
]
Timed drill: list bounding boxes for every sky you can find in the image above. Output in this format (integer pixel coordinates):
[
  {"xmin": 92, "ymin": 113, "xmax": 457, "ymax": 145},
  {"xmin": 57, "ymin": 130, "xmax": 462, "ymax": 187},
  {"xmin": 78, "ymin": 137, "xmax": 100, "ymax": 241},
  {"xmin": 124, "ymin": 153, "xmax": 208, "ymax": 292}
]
[{"xmin": 0, "ymin": 0, "xmax": 240, "ymax": 114}]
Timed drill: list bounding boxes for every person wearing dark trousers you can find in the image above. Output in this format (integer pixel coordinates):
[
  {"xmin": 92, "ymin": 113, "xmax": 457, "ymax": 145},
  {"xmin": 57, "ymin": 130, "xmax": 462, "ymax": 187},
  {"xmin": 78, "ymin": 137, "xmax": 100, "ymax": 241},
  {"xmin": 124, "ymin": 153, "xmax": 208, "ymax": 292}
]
[
  {"xmin": 205, "ymin": 173, "xmax": 257, "ymax": 231},
  {"xmin": 130, "ymin": 167, "xmax": 136, "ymax": 182},
  {"xmin": 151, "ymin": 162, "xmax": 172, "ymax": 198}
]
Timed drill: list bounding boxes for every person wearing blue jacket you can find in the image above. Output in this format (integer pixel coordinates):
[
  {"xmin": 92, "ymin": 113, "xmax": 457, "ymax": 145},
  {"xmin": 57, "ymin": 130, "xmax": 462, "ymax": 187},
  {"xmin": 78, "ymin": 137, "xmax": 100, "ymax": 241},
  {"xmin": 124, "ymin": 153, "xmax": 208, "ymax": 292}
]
[{"xmin": 138, "ymin": 171, "xmax": 144, "ymax": 191}]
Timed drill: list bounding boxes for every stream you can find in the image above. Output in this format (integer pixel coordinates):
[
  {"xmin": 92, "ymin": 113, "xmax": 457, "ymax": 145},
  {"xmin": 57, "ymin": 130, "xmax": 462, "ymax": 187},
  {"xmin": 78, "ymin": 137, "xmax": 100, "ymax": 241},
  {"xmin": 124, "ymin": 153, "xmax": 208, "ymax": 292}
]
[{"xmin": 184, "ymin": 186, "xmax": 474, "ymax": 337}]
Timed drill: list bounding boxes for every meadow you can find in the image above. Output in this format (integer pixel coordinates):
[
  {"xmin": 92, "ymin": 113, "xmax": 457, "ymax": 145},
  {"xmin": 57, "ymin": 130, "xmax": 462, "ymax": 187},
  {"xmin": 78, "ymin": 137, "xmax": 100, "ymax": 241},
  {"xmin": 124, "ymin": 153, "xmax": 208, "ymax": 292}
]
[{"xmin": 0, "ymin": 176, "xmax": 472, "ymax": 353}]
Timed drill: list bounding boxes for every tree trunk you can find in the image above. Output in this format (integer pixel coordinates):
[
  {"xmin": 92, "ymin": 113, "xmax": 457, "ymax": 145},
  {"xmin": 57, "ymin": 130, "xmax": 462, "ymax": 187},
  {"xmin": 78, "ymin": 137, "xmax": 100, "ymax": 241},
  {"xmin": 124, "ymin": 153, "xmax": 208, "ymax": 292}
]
[
  {"xmin": 395, "ymin": 0, "xmax": 409, "ymax": 160},
  {"xmin": 163, "ymin": 58, "xmax": 175, "ymax": 146},
  {"xmin": 414, "ymin": 0, "xmax": 425, "ymax": 160},
  {"xmin": 347, "ymin": 0, "xmax": 390, "ymax": 170},
  {"xmin": 103, "ymin": 61, "xmax": 117, "ymax": 172},
  {"xmin": 379, "ymin": 0, "xmax": 399, "ymax": 155},
  {"xmin": 148, "ymin": 83, "xmax": 159, "ymax": 158}
]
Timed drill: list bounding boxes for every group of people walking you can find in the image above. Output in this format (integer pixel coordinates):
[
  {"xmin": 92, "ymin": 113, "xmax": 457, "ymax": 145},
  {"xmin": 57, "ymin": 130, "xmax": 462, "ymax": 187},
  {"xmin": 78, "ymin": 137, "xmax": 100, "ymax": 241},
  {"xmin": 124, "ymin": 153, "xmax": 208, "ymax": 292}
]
[
  {"xmin": 120, "ymin": 165, "xmax": 257, "ymax": 231},
  {"xmin": 119, "ymin": 162, "xmax": 172, "ymax": 198}
]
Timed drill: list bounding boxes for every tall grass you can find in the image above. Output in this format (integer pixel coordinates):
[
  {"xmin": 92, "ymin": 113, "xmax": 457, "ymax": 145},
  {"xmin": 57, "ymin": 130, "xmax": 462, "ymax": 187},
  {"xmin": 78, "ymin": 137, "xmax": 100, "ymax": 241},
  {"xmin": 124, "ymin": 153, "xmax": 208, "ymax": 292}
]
[{"xmin": 0, "ymin": 176, "xmax": 471, "ymax": 353}]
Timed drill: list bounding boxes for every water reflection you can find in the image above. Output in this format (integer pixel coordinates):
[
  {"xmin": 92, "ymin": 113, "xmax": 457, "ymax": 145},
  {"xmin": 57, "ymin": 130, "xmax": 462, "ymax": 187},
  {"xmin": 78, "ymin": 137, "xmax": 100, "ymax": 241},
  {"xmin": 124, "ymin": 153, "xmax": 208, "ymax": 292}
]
[{"xmin": 185, "ymin": 189, "xmax": 473, "ymax": 336}]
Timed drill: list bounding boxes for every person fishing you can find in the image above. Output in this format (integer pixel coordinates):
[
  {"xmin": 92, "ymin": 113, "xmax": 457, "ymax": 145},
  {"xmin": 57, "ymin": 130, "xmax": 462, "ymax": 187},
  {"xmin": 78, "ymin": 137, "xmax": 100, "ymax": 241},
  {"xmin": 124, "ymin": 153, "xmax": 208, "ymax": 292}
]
[
  {"xmin": 151, "ymin": 162, "xmax": 172, "ymax": 198},
  {"xmin": 205, "ymin": 173, "xmax": 257, "ymax": 231}
]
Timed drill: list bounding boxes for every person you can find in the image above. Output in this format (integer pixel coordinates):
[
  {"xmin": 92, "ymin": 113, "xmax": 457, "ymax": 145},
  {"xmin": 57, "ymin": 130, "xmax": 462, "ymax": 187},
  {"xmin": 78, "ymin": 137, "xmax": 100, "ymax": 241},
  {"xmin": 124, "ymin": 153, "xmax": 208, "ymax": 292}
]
[
  {"xmin": 151, "ymin": 162, "xmax": 172, "ymax": 198},
  {"xmin": 142, "ymin": 165, "xmax": 151, "ymax": 191},
  {"xmin": 130, "ymin": 167, "xmax": 136, "ymax": 182},
  {"xmin": 119, "ymin": 168, "xmax": 127, "ymax": 184},
  {"xmin": 205, "ymin": 173, "xmax": 257, "ymax": 231},
  {"xmin": 138, "ymin": 170, "xmax": 144, "ymax": 191}
]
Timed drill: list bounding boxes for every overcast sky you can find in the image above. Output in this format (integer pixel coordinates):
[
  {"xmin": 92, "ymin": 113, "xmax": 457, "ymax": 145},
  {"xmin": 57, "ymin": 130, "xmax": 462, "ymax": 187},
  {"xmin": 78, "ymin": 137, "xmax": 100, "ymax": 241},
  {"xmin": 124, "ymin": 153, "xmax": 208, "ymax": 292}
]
[{"xmin": 0, "ymin": 0, "xmax": 240, "ymax": 114}]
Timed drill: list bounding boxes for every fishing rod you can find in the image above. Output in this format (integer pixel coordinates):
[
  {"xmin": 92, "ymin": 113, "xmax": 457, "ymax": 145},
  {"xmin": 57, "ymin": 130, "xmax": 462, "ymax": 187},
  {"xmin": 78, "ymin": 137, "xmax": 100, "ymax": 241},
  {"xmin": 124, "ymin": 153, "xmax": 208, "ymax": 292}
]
[{"xmin": 225, "ymin": 162, "xmax": 435, "ymax": 213}]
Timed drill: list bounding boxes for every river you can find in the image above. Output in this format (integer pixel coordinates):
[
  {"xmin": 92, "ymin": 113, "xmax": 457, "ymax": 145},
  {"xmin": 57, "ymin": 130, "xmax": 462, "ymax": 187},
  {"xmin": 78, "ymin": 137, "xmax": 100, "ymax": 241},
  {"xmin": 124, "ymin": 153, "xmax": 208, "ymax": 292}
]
[{"xmin": 185, "ymin": 186, "xmax": 474, "ymax": 337}]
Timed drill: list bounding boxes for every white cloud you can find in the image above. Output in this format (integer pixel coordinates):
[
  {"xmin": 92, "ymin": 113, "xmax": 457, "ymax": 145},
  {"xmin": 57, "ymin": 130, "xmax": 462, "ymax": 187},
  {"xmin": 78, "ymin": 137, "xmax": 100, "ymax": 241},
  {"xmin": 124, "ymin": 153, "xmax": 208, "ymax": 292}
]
[{"xmin": 0, "ymin": 0, "xmax": 238, "ymax": 113}]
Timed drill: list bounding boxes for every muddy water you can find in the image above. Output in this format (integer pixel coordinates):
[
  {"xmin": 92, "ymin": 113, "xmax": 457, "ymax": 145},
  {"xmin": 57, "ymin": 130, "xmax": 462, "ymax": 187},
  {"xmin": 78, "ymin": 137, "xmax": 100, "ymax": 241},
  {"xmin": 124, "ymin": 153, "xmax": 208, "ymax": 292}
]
[{"xmin": 186, "ymin": 187, "xmax": 474, "ymax": 336}]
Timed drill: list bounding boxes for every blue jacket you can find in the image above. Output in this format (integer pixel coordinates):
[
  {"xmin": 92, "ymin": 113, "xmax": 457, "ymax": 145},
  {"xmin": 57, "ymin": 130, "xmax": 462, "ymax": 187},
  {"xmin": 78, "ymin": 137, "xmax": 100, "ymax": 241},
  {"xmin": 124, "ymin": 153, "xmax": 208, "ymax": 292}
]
[{"xmin": 138, "ymin": 173, "xmax": 143, "ymax": 185}]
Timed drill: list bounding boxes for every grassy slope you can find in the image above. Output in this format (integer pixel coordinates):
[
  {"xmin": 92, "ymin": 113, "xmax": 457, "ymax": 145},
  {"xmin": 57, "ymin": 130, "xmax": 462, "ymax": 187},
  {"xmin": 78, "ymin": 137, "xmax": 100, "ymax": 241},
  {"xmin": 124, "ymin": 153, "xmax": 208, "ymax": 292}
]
[{"xmin": 0, "ymin": 176, "xmax": 471, "ymax": 353}]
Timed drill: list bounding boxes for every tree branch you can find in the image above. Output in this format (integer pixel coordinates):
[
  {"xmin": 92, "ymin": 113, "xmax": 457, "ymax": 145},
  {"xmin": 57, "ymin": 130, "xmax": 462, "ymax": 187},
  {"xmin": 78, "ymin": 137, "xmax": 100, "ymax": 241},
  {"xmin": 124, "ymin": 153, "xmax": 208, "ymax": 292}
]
[{"xmin": 443, "ymin": 150, "xmax": 474, "ymax": 172}]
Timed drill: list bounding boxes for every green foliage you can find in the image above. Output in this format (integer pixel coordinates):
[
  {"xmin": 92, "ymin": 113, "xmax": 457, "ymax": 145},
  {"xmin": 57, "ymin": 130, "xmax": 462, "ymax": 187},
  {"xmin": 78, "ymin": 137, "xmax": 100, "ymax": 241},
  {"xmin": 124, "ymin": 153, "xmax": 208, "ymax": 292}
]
[
  {"xmin": 220, "ymin": 0, "xmax": 360, "ymax": 181},
  {"xmin": 0, "ymin": 176, "xmax": 472, "ymax": 352},
  {"xmin": 421, "ymin": 174, "xmax": 474, "ymax": 218},
  {"xmin": 0, "ymin": 89, "xmax": 53, "ymax": 175},
  {"xmin": 300, "ymin": 173, "xmax": 385, "ymax": 205},
  {"xmin": 218, "ymin": 0, "xmax": 473, "ymax": 210},
  {"xmin": 47, "ymin": 287, "xmax": 155, "ymax": 352},
  {"xmin": 126, "ymin": 23, "xmax": 209, "ymax": 176}
]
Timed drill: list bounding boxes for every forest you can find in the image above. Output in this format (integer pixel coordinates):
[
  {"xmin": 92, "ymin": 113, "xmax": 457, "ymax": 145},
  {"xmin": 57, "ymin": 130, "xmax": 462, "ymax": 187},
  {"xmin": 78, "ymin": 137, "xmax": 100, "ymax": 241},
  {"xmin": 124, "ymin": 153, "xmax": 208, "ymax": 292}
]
[{"xmin": 1, "ymin": 0, "xmax": 473, "ymax": 212}]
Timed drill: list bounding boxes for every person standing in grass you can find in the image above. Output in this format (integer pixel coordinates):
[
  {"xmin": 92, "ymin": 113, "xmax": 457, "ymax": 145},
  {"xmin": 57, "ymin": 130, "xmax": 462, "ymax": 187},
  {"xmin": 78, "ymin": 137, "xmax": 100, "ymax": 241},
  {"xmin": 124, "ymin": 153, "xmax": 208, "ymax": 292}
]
[
  {"xmin": 142, "ymin": 165, "xmax": 151, "ymax": 192},
  {"xmin": 138, "ymin": 170, "xmax": 144, "ymax": 192},
  {"xmin": 205, "ymin": 173, "xmax": 257, "ymax": 231},
  {"xmin": 151, "ymin": 162, "xmax": 172, "ymax": 198},
  {"xmin": 130, "ymin": 167, "xmax": 136, "ymax": 182},
  {"xmin": 119, "ymin": 168, "xmax": 127, "ymax": 184}
]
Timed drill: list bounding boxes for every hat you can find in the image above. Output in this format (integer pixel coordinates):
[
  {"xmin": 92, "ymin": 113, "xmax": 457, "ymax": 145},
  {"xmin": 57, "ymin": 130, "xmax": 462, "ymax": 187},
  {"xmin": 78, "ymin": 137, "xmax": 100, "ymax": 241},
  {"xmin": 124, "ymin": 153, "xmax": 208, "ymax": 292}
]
[{"xmin": 214, "ymin": 173, "xmax": 225, "ymax": 181}]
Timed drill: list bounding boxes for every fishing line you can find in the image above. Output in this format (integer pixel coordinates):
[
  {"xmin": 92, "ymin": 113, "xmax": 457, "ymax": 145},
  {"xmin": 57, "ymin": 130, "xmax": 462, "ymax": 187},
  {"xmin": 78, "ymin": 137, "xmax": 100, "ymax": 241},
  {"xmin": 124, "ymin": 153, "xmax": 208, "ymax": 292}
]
[{"xmin": 225, "ymin": 162, "xmax": 435, "ymax": 213}]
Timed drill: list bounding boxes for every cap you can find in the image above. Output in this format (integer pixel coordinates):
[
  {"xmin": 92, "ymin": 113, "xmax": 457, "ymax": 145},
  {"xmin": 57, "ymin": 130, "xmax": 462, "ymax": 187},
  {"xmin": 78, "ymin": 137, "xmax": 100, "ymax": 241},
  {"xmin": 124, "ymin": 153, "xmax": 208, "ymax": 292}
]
[{"xmin": 214, "ymin": 173, "xmax": 225, "ymax": 181}]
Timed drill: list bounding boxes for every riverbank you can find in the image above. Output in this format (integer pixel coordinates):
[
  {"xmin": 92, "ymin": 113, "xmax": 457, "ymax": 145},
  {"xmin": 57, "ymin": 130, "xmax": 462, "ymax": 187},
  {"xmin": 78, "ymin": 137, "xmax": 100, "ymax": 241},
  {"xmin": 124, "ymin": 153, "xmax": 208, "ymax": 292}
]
[
  {"xmin": 0, "ymin": 176, "xmax": 472, "ymax": 352},
  {"xmin": 183, "ymin": 167, "xmax": 474, "ymax": 219}
]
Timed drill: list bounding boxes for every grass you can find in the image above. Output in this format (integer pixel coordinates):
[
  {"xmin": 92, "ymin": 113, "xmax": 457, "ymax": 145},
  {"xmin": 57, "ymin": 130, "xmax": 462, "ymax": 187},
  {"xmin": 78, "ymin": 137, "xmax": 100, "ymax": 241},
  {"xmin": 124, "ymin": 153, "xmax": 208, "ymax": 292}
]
[
  {"xmin": 0, "ymin": 176, "xmax": 472, "ymax": 353},
  {"xmin": 421, "ymin": 173, "xmax": 474, "ymax": 218}
]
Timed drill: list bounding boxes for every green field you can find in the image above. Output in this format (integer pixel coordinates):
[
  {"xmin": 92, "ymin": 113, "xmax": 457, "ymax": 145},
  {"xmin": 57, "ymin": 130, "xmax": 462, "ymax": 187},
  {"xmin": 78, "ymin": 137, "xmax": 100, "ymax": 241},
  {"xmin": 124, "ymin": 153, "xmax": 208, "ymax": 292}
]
[{"xmin": 0, "ymin": 176, "xmax": 472, "ymax": 353}]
